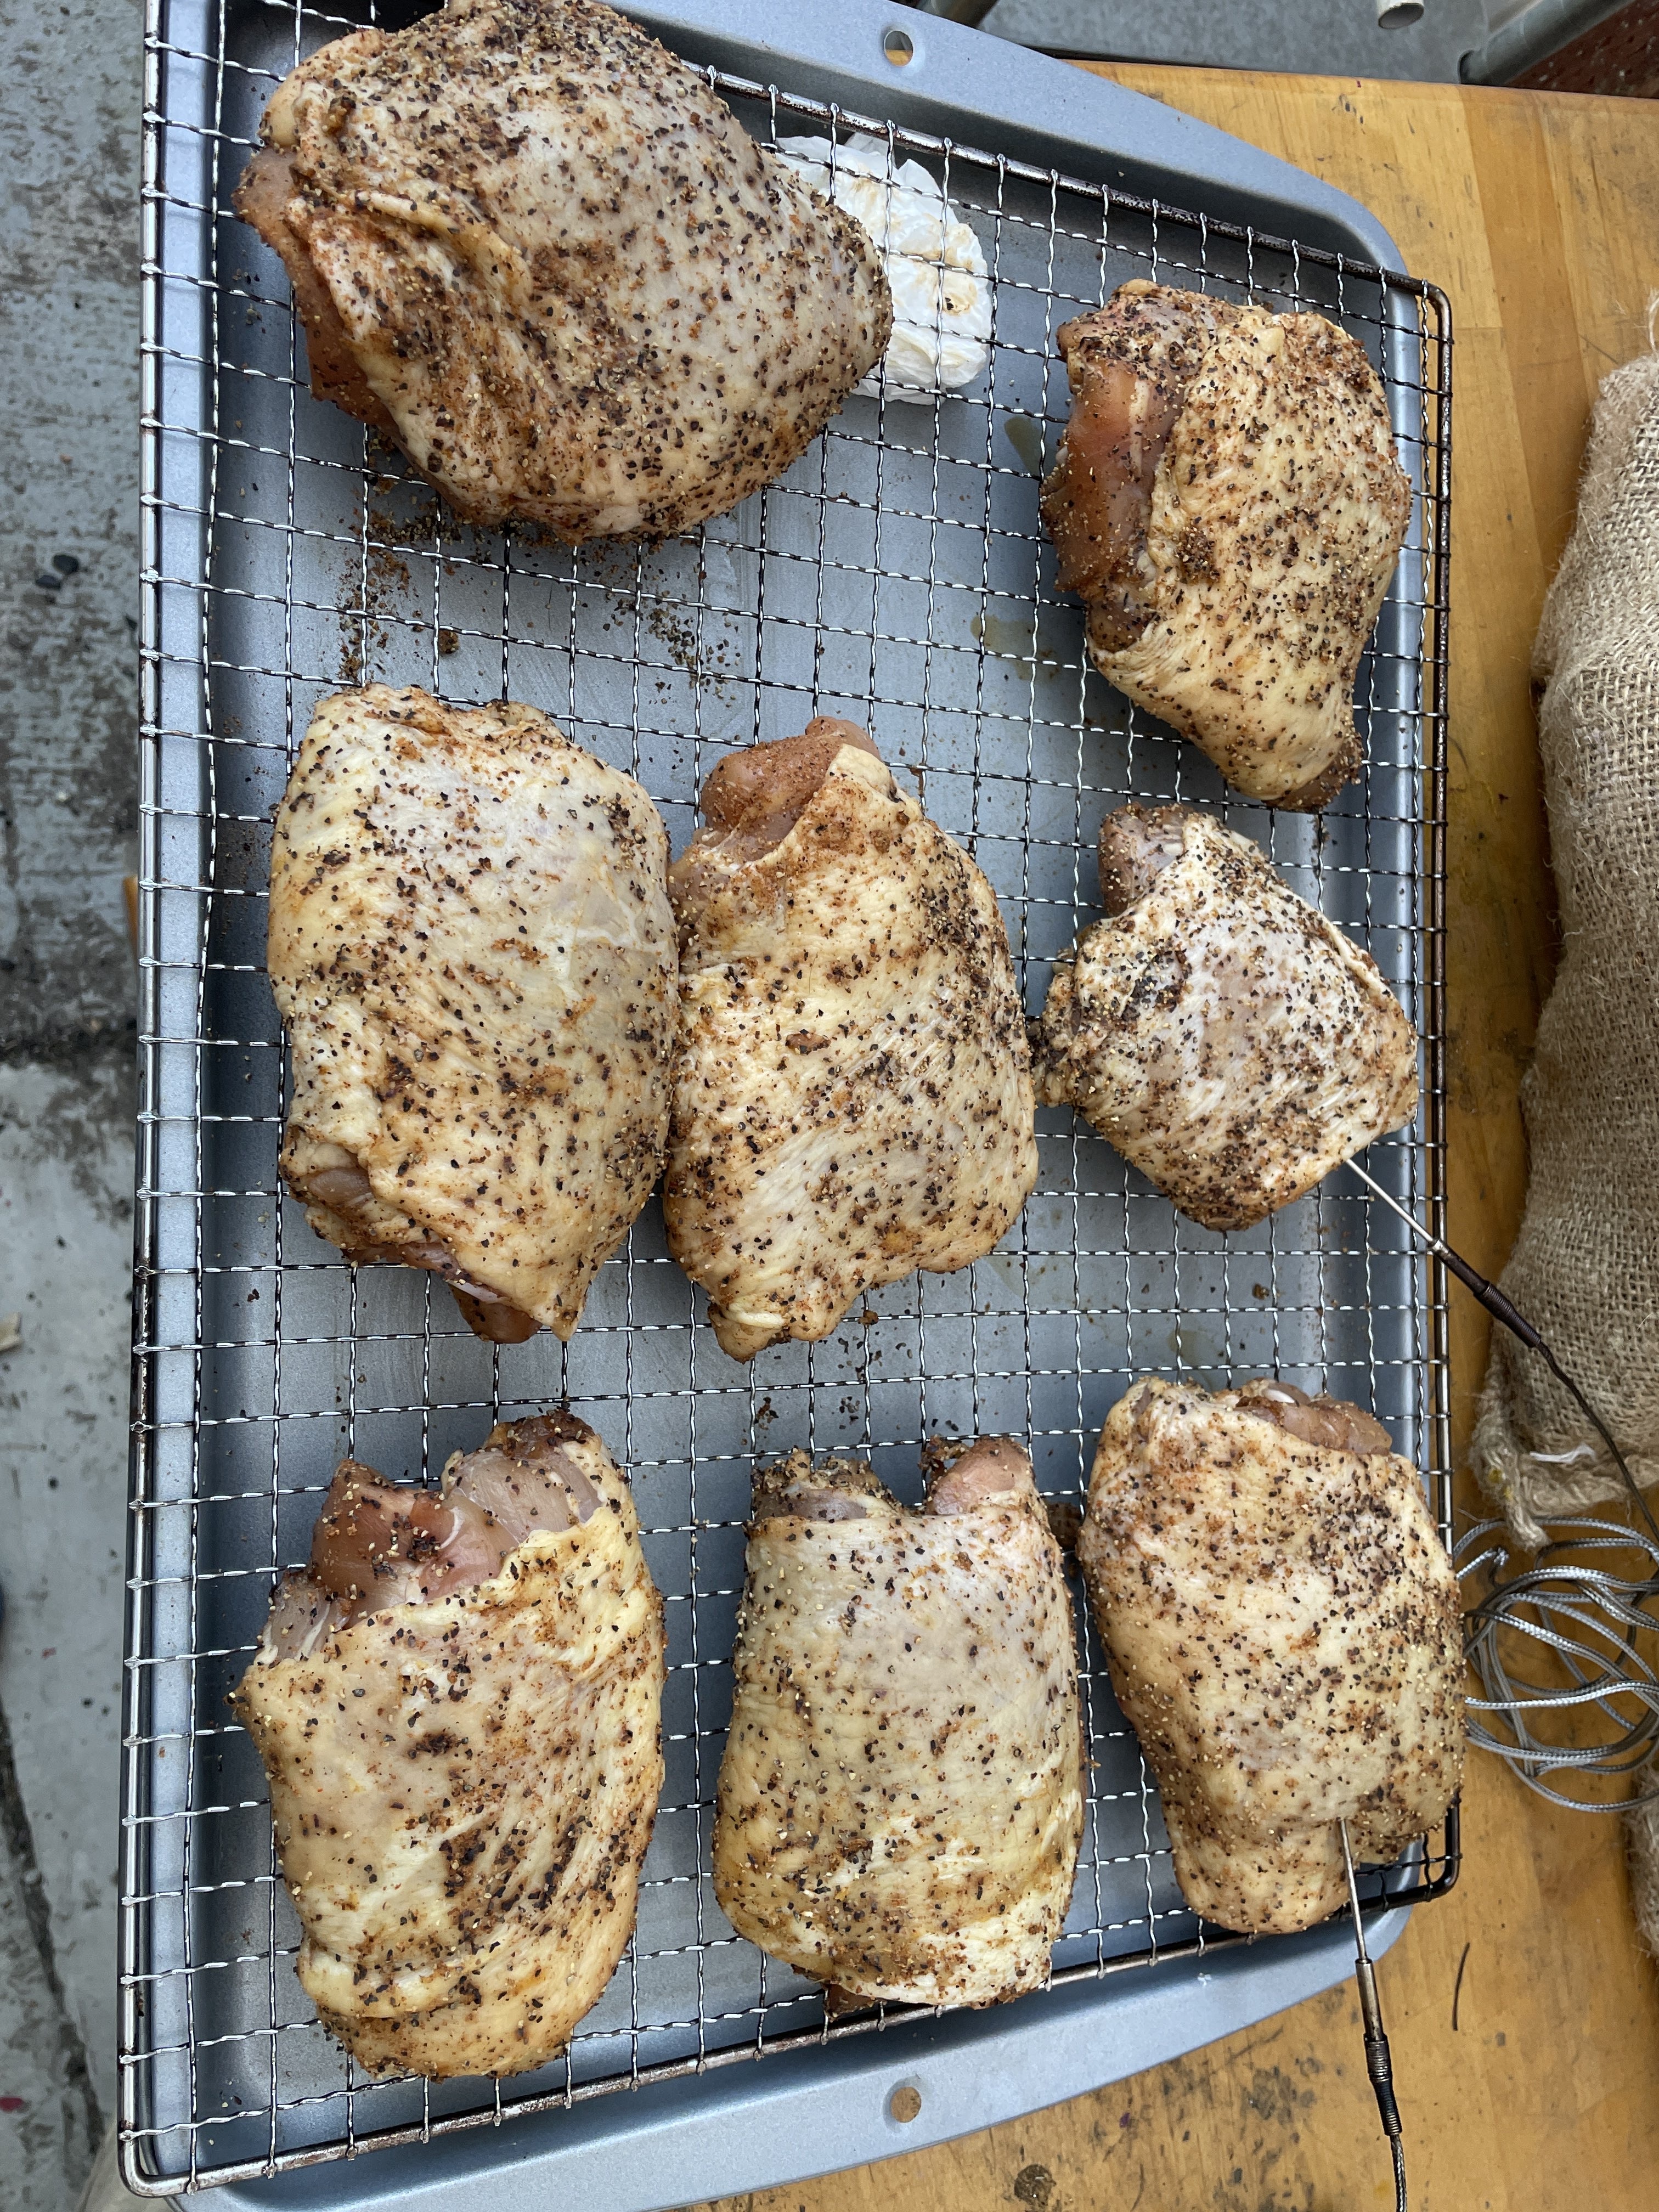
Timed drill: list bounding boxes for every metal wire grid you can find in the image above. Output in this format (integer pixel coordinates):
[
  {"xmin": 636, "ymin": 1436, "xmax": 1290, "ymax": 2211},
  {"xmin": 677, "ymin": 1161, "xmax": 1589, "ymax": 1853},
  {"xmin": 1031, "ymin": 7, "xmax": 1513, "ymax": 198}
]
[{"xmin": 125, "ymin": 0, "xmax": 1455, "ymax": 2191}]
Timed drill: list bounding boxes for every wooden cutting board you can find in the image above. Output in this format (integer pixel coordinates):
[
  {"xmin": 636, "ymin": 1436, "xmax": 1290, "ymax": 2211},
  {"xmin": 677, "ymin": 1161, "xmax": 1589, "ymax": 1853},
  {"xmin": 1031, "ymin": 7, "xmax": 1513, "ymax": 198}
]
[{"xmin": 696, "ymin": 69, "xmax": 1659, "ymax": 2212}]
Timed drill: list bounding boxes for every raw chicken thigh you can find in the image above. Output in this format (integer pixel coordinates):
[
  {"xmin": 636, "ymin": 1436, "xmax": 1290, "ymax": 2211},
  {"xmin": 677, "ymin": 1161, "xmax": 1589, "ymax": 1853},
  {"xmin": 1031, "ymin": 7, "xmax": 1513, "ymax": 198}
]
[
  {"xmin": 269, "ymin": 684, "xmax": 677, "ymax": 1342},
  {"xmin": 232, "ymin": 1413, "xmax": 666, "ymax": 2075},
  {"xmin": 1041, "ymin": 280, "xmax": 1411, "ymax": 808},
  {"xmin": 1030, "ymin": 803, "xmax": 1417, "ymax": 1230},
  {"xmin": 665, "ymin": 720, "xmax": 1037, "ymax": 1358},
  {"xmin": 1076, "ymin": 1378, "xmax": 1464, "ymax": 1936},
  {"xmin": 714, "ymin": 1437, "xmax": 1084, "ymax": 2006},
  {"xmin": 235, "ymin": 0, "xmax": 891, "ymax": 539}
]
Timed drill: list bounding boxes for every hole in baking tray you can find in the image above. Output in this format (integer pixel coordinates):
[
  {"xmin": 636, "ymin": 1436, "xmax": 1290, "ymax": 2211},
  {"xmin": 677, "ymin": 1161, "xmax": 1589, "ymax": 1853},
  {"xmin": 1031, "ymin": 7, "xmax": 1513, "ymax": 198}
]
[
  {"xmin": 890, "ymin": 2084, "xmax": 923, "ymax": 2123},
  {"xmin": 883, "ymin": 25, "xmax": 916, "ymax": 64}
]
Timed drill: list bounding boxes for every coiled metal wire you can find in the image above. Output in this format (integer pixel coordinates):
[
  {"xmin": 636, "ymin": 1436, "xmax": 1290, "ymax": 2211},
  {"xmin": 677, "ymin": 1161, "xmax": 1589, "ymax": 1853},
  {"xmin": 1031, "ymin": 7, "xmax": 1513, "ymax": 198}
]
[
  {"xmin": 1346, "ymin": 1158, "xmax": 1659, "ymax": 1813},
  {"xmin": 1458, "ymin": 1514, "xmax": 1659, "ymax": 1810}
]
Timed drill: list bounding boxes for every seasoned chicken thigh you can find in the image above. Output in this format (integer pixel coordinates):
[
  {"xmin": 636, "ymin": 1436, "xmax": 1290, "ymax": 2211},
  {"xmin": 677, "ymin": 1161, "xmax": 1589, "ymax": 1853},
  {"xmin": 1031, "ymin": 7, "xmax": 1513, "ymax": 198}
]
[
  {"xmin": 714, "ymin": 1437, "xmax": 1084, "ymax": 2006},
  {"xmin": 1084, "ymin": 1380, "xmax": 1460, "ymax": 1938},
  {"xmin": 665, "ymin": 721, "xmax": 1037, "ymax": 1359},
  {"xmin": 234, "ymin": 0, "xmax": 891, "ymax": 539},
  {"xmin": 270, "ymin": 685, "xmax": 676, "ymax": 1341},
  {"xmin": 1030, "ymin": 804, "xmax": 1417, "ymax": 1229},
  {"xmin": 1077, "ymin": 1378, "xmax": 1463, "ymax": 1936},
  {"xmin": 232, "ymin": 1413, "xmax": 665, "ymax": 2076},
  {"xmin": 1042, "ymin": 281, "xmax": 1411, "ymax": 808}
]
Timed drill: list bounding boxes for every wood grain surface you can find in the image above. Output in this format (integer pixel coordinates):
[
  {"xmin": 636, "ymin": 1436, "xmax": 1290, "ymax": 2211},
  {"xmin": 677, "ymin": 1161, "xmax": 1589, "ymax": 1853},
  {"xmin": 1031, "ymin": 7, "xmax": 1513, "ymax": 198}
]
[{"xmin": 696, "ymin": 71, "xmax": 1659, "ymax": 2212}]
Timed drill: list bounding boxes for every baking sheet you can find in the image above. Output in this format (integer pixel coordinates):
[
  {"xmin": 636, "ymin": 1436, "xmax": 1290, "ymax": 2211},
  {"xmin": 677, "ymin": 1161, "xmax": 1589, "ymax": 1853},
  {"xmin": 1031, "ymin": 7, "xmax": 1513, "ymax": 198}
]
[{"xmin": 126, "ymin": 0, "xmax": 1453, "ymax": 2191}]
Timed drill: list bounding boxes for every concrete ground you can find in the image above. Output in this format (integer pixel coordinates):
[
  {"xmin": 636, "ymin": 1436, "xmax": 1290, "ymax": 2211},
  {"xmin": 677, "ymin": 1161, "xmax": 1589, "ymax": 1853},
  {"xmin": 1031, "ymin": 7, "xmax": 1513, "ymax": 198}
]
[
  {"xmin": 0, "ymin": 2, "xmax": 1486, "ymax": 2208},
  {"xmin": 3, "ymin": 0, "xmax": 145, "ymax": 2203}
]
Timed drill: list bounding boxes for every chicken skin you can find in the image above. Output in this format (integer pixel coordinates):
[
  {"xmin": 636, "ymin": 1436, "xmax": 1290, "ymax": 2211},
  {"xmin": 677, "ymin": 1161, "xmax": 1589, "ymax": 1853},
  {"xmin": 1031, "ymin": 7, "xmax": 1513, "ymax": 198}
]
[
  {"xmin": 1041, "ymin": 281, "xmax": 1411, "ymax": 809},
  {"xmin": 270, "ymin": 685, "xmax": 677, "ymax": 1341},
  {"xmin": 664, "ymin": 721, "xmax": 1038, "ymax": 1359},
  {"xmin": 234, "ymin": 0, "xmax": 891, "ymax": 539},
  {"xmin": 714, "ymin": 1437, "xmax": 1084, "ymax": 2006},
  {"xmin": 231, "ymin": 1413, "xmax": 666, "ymax": 2076},
  {"xmin": 1077, "ymin": 1378, "xmax": 1463, "ymax": 1936},
  {"xmin": 1030, "ymin": 804, "xmax": 1417, "ymax": 1230}
]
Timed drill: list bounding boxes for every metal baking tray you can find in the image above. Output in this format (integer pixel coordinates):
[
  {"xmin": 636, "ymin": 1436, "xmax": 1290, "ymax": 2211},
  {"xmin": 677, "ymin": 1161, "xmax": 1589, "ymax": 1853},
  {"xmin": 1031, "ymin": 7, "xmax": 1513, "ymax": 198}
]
[{"xmin": 126, "ymin": 0, "xmax": 1455, "ymax": 2199}]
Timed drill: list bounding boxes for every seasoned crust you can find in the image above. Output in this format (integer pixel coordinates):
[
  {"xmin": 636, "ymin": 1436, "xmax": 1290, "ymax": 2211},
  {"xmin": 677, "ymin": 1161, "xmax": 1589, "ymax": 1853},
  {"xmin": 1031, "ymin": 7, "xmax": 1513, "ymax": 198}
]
[
  {"xmin": 1076, "ymin": 1377, "xmax": 1463, "ymax": 1935},
  {"xmin": 233, "ymin": 0, "xmax": 892, "ymax": 539},
  {"xmin": 1042, "ymin": 279, "xmax": 1411, "ymax": 810},
  {"xmin": 232, "ymin": 1418, "xmax": 665, "ymax": 2076},
  {"xmin": 234, "ymin": 146, "xmax": 396, "ymax": 435},
  {"xmin": 1032, "ymin": 810, "xmax": 1418, "ymax": 1230},
  {"xmin": 269, "ymin": 683, "xmax": 678, "ymax": 1340},
  {"xmin": 664, "ymin": 730, "xmax": 1038, "ymax": 1358},
  {"xmin": 714, "ymin": 1440, "xmax": 1084, "ymax": 2005},
  {"xmin": 1041, "ymin": 285, "xmax": 1220, "ymax": 644}
]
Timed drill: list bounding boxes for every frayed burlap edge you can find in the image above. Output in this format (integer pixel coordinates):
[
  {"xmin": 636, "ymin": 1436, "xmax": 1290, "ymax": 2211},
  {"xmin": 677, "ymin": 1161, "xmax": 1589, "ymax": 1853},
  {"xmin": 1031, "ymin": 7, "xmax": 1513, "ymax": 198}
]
[{"xmin": 1471, "ymin": 1392, "xmax": 1659, "ymax": 1555}]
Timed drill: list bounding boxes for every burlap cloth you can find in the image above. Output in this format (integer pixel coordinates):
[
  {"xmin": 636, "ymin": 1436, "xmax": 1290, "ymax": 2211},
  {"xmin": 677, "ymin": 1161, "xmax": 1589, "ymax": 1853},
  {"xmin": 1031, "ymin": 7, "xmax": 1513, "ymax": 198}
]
[
  {"xmin": 1472, "ymin": 343, "xmax": 1659, "ymax": 1547},
  {"xmin": 1470, "ymin": 337, "xmax": 1659, "ymax": 1943}
]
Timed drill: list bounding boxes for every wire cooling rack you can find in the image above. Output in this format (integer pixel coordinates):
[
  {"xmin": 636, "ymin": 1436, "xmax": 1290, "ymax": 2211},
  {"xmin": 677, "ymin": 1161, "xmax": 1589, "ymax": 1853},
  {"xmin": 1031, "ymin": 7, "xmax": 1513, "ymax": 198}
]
[{"xmin": 126, "ymin": 0, "xmax": 1455, "ymax": 2192}]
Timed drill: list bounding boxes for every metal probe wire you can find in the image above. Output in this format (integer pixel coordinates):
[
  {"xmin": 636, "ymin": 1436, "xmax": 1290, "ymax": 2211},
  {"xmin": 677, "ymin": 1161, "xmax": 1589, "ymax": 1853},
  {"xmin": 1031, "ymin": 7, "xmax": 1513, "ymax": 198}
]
[
  {"xmin": 1335, "ymin": 1156, "xmax": 1659, "ymax": 2182},
  {"xmin": 1344, "ymin": 1159, "xmax": 1655, "ymax": 1541},
  {"xmin": 1341, "ymin": 1819, "xmax": 1407, "ymax": 2212},
  {"xmin": 1346, "ymin": 1156, "xmax": 1659, "ymax": 1813}
]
